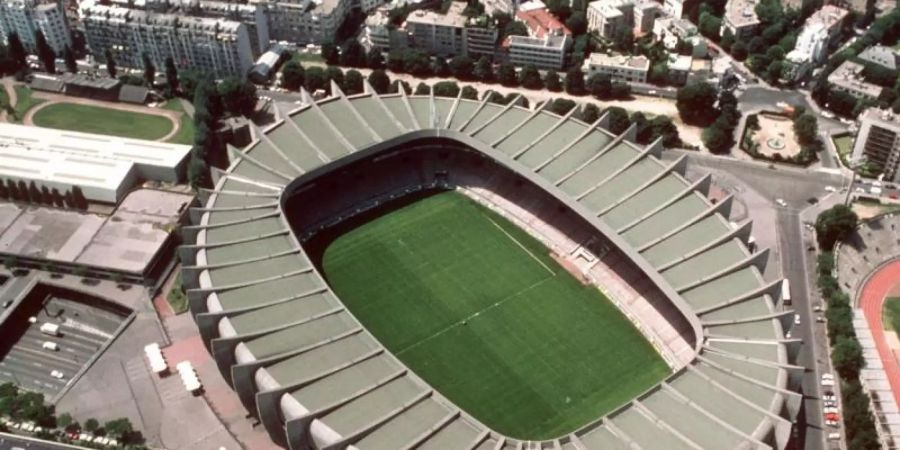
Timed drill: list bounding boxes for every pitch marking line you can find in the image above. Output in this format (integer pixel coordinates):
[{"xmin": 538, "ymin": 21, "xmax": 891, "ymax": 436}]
[{"xmin": 483, "ymin": 215, "xmax": 555, "ymax": 276}]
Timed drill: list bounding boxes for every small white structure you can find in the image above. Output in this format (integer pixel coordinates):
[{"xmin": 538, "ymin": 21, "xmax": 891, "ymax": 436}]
[
  {"xmin": 144, "ymin": 343, "xmax": 168, "ymax": 375},
  {"xmin": 42, "ymin": 341, "xmax": 58, "ymax": 351},
  {"xmin": 39, "ymin": 322, "xmax": 60, "ymax": 336},
  {"xmin": 176, "ymin": 360, "xmax": 202, "ymax": 393}
]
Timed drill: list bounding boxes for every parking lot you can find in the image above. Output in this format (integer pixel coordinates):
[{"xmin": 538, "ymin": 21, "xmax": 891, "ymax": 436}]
[{"xmin": 0, "ymin": 287, "xmax": 130, "ymax": 399}]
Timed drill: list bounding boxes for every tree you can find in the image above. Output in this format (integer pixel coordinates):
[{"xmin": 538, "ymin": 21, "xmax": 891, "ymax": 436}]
[
  {"xmin": 566, "ymin": 12, "xmax": 587, "ymax": 35},
  {"xmin": 339, "ymin": 40, "xmax": 366, "ymax": 67},
  {"xmin": 57, "ymin": 412, "xmax": 74, "ymax": 430},
  {"xmin": 498, "ymin": 63, "xmax": 518, "ymax": 87},
  {"xmin": 51, "ymin": 188, "xmax": 63, "ymax": 207},
  {"xmin": 0, "ymin": 181, "xmax": 7, "ymax": 199},
  {"xmin": 71, "ymin": 186, "xmax": 88, "ymax": 210},
  {"xmin": 565, "ymin": 67, "xmax": 585, "ymax": 95},
  {"xmin": 387, "ymin": 49, "xmax": 405, "ymax": 73},
  {"xmin": 366, "ymin": 48, "xmax": 385, "ymax": 70},
  {"xmin": 85, "ymin": 418, "xmax": 100, "ymax": 434},
  {"xmin": 17, "ymin": 180, "xmax": 28, "ymax": 203},
  {"xmin": 676, "ymin": 82, "xmax": 718, "ymax": 125},
  {"xmin": 610, "ymin": 81, "xmax": 630, "ymax": 99},
  {"xmin": 8, "ymin": 33, "xmax": 25, "ymax": 70},
  {"xmin": 612, "ymin": 26, "xmax": 634, "ymax": 52},
  {"xmin": 433, "ymin": 80, "xmax": 460, "ymax": 97},
  {"xmin": 581, "ymin": 103, "xmax": 600, "ymax": 123},
  {"xmin": 504, "ymin": 21, "xmax": 529, "ymax": 37},
  {"xmin": 164, "ymin": 57, "xmax": 178, "ymax": 96},
  {"xmin": 218, "ymin": 77, "xmax": 256, "ymax": 116},
  {"xmin": 474, "ymin": 56, "xmax": 494, "ymax": 83},
  {"xmin": 698, "ymin": 11, "xmax": 722, "ymax": 39},
  {"xmin": 187, "ymin": 155, "xmax": 211, "ymax": 190},
  {"xmin": 731, "ymin": 41, "xmax": 748, "ymax": 61},
  {"xmin": 589, "ymin": 73, "xmax": 611, "ymax": 99},
  {"xmin": 27, "ymin": 181, "xmax": 40, "ymax": 204},
  {"xmin": 343, "ymin": 69, "xmax": 364, "ymax": 94},
  {"xmin": 305, "ymin": 66, "xmax": 327, "ymax": 93},
  {"xmin": 432, "ymin": 57, "xmax": 450, "ymax": 77},
  {"xmin": 368, "ymin": 69, "xmax": 390, "ymax": 94},
  {"xmin": 389, "ymin": 80, "xmax": 411, "ymax": 95},
  {"xmin": 544, "ymin": 70, "xmax": 562, "ymax": 92},
  {"xmin": 282, "ymin": 61, "xmax": 305, "ymax": 91},
  {"xmin": 793, "ymin": 113, "xmax": 818, "ymax": 145},
  {"xmin": 548, "ymin": 98, "xmax": 576, "ymax": 115},
  {"xmin": 720, "ymin": 28, "xmax": 735, "ymax": 51},
  {"xmin": 461, "ymin": 86, "xmax": 479, "ymax": 100},
  {"xmin": 140, "ymin": 53, "xmax": 155, "ymax": 87},
  {"xmin": 648, "ymin": 63, "xmax": 670, "ymax": 85},
  {"xmin": 414, "ymin": 82, "xmax": 430, "ymax": 95},
  {"xmin": 321, "ymin": 42, "xmax": 339, "ymax": 65},
  {"xmin": 702, "ymin": 120, "xmax": 733, "ymax": 154},
  {"xmin": 34, "ymin": 31, "xmax": 55, "ymax": 73},
  {"xmin": 546, "ymin": 0, "xmax": 571, "ymax": 21},
  {"xmin": 606, "ymin": 106, "xmax": 630, "ymax": 135},
  {"xmin": 815, "ymin": 205, "xmax": 858, "ymax": 250},
  {"xmin": 6, "ymin": 179, "xmax": 19, "ymax": 201},
  {"xmin": 519, "ymin": 64, "xmax": 543, "ymax": 89},
  {"xmin": 402, "ymin": 49, "xmax": 431, "ymax": 76},
  {"xmin": 832, "ymin": 336, "xmax": 864, "ymax": 380},
  {"xmin": 40, "ymin": 185, "xmax": 51, "ymax": 205},
  {"xmin": 449, "ymin": 55, "xmax": 474, "ymax": 80},
  {"xmin": 63, "ymin": 45, "xmax": 77, "ymax": 73},
  {"xmin": 827, "ymin": 89, "xmax": 858, "ymax": 117},
  {"xmin": 104, "ymin": 48, "xmax": 117, "ymax": 78},
  {"xmin": 104, "ymin": 418, "xmax": 134, "ymax": 439}
]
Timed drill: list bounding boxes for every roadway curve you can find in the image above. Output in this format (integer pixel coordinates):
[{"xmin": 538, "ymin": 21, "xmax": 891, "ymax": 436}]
[{"xmin": 859, "ymin": 259, "xmax": 900, "ymax": 408}]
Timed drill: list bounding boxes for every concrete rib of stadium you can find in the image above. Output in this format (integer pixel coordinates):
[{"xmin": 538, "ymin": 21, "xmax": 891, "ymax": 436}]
[{"xmin": 180, "ymin": 81, "xmax": 804, "ymax": 450}]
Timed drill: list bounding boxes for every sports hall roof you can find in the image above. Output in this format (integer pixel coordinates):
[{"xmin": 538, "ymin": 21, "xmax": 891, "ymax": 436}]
[{"xmin": 181, "ymin": 83, "xmax": 802, "ymax": 450}]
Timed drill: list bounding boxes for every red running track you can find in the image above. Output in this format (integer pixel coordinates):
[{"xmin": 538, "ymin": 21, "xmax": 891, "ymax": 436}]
[{"xmin": 860, "ymin": 259, "xmax": 900, "ymax": 408}]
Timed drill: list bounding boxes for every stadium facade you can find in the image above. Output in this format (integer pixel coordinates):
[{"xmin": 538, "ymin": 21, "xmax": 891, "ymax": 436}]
[{"xmin": 180, "ymin": 83, "xmax": 804, "ymax": 450}]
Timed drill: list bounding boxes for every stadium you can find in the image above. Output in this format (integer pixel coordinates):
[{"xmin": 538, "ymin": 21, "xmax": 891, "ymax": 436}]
[{"xmin": 180, "ymin": 82, "xmax": 804, "ymax": 450}]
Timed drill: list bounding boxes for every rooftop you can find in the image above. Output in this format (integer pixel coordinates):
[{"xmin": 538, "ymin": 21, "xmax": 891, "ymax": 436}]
[
  {"xmin": 724, "ymin": 0, "xmax": 760, "ymax": 28},
  {"xmin": 516, "ymin": 7, "xmax": 571, "ymax": 38},
  {"xmin": 405, "ymin": 2, "xmax": 468, "ymax": 28},
  {"xmin": 859, "ymin": 45, "xmax": 900, "ymax": 71},
  {"xmin": 807, "ymin": 4, "xmax": 848, "ymax": 29},
  {"xmin": 585, "ymin": 53, "xmax": 650, "ymax": 70},
  {"xmin": 506, "ymin": 33, "xmax": 570, "ymax": 49},
  {"xmin": 860, "ymin": 107, "xmax": 900, "ymax": 127},
  {"xmin": 827, "ymin": 60, "xmax": 884, "ymax": 98}
]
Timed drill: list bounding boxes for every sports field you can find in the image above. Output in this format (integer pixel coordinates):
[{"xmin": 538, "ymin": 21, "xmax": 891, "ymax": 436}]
[
  {"xmin": 322, "ymin": 191, "xmax": 669, "ymax": 439},
  {"xmin": 32, "ymin": 103, "xmax": 174, "ymax": 140}
]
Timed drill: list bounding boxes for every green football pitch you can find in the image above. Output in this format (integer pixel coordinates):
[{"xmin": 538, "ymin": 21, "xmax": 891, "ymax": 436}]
[
  {"xmin": 32, "ymin": 103, "xmax": 174, "ymax": 141},
  {"xmin": 322, "ymin": 191, "xmax": 669, "ymax": 439}
]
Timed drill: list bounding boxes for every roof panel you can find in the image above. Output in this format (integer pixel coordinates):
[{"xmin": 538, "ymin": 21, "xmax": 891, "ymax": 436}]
[
  {"xmin": 578, "ymin": 157, "xmax": 664, "ymax": 214},
  {"xmin": 354, "ymin": 398, "xmax": 451, "ymax": 450},
  {"xmin": 601, "ymin": 175, "xmax": 686, "ymax": 230},
  {"xmin": 319, "ymin": 99, "xmax": 378, "ymax": 150},
  {"xmin": 557, "ymin": 145, "xmax": 638, "ymax": 198},
  {"xmin": 214, "ymin": 271, "xmax": 324, "ymax": 311},
  {"xmin": 242, "ymin": 311, "xmax": 358, "ymax": 359},
  {"xmin": 661, "ymin": 240, "xmax": 748, "ymax": 288},
  {"xmin": 495, "ymin": 112, "xmax": 559, "ymax": 156},
  {"xmin": 640, "ymin": 215, "xmax": 730, "ymax": 268}
]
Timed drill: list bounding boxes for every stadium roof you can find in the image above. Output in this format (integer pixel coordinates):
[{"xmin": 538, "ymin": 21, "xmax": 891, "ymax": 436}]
[{"xmin": 181, "ymin": 83, "xmax": 802, "ymax": 450}]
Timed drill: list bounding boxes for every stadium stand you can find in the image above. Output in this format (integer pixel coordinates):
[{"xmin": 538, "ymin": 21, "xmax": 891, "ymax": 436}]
[
  {"xmin": 836, "ymin": 213, "xmax": 900, "ymax": 297},
  {"xmin": 181, "ymin": 82, "xmax": 803, "ymax": 450}
]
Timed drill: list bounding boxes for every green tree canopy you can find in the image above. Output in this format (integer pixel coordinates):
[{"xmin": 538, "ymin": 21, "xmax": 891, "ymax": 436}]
[
  {"xmin": 815, "ymin": 204, "xmax": 858, "ymax": 250},
  {"xmin": 676, "ymin": 82, "xmax": 718, "ymax": 125},
  {"xmin": 282, "ymin": 60, "xmax": 305, "ymax": 91}
]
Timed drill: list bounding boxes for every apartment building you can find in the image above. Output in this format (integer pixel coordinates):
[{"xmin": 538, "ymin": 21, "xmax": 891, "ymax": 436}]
[
  {"xmin": 506, "ymin": 34, "xmax": 569, "ymax": 69},
  {"xmin": 83, "ymin": 5, "xmax": 254, "ymax": 78},
  {"xmin": 784, "ymin": 5, "xmax": 848, "ymax": 80},
  {"xmin": 259, "ymin": 0, "xmax": 352, "ymax": 45},
  {"xmin": 634, "ymin": 0, "xmax": 662, "ymax": 34},
  {"xmin": 828, "ymin": 60, "xmax": 884, "ymax": 101},
  {"xmin": 653, "ymin": 17, "xmax": 706, "ymax": 57},
  {"xmin": 663, "ymin": 0, "xmax": 683, "ymax": 18},
  {"xmin": 859, "ymin": 45, "xmax": 900, "ymax": 71},
  {"xmin": 404, "ymin": 2, "xmax": 498, "ymax": 58},
  {"xmin": 516, "ymin": 7, "xmax": 570, "ymax": 39},
  {"xmin": 582, "ymin": 53, "xmax": 649, "ymax": 82},
  {"xmin": 587, "ymin": 0, "xmax": 633, "ymax": 39},
  {"xmin": 851, "ymin": 108, "xmax": 900, "ymax": 182},
  {"xmin": 0, "ymin": 0, "xmax": 71, "ymax": 54},
  {"xmin": 722, "ymin": 0, "xmax": 759, "ymax": 40}
]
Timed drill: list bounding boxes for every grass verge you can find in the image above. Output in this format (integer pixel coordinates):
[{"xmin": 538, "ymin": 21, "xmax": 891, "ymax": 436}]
[
  {"xmin": 162, "ymin": 100, "xmax": 195, "ymax": 145},
  {"xmin": 32, "ymin": 102, "xmax": 173, "ymax": 140}
]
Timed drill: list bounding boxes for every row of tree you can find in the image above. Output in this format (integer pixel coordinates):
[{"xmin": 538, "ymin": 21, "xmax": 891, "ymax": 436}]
[
  {"xmin": 0, "ymin": 383, "xmax": 143, "ymax": 447},
  {"xmin": 0, "ymin": 180, "xmax": 87, "ymax": 210},
  {"xmin": 812, "ymin": 205, "xmax": 879, "ymax": 450},
  {"xmin": 672, "ymin": 81, "xmax": 741, "ymax": 153}
]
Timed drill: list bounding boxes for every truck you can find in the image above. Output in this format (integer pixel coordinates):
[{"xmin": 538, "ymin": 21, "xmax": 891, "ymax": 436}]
[
  {"xmin": 781, "ymin": 279, "xmax": 792, "ymax": 305},
  {"xmin": 39, "ymin": 323, "xmax": 59, "ymax": 336}
]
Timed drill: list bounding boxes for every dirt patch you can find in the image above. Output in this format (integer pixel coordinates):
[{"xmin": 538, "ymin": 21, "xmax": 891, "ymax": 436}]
[{"xmin": 749, "ymin": 113, "xmax": 801, "ymax": 159}]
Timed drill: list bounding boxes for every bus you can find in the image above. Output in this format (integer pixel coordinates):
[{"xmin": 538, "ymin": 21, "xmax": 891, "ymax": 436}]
[{"xmin": 781, "ymin": 279, "xmax": 792, "ymax": 305}]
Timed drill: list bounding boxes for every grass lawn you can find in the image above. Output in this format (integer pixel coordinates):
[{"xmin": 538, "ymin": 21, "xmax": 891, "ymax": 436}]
[
  {"xmin": 162, "ymin": 100, "xmax": 195, "ymax": 145},
  {"xmin": 32, "ymin": 102, "xmax": 173, "ymax": 140},
  {"xmin": 884, "ymin": 297, "xmax": 900, "ymax": 333},
  {"xmin": 322, "ymin": 191, "xmax": 668, "ymax": 439},
  {"xmin": 832, "ymin": 134, "xmax": 853, "ymax": 162},
  {"xmin": 167, "ymin": 272, "xmax": 189, "ymax": 314},
  {"xmin": 9, "ymin": 86, "xmax": 44, "ymax": 122},
  {"xmin": 290, "ymin": 52, "xmax": 325, "ymax": 64}
]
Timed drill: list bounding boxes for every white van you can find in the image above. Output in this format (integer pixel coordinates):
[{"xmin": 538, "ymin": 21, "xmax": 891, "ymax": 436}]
[
  {"xmin": 42, "ymin": 341, "xmax": 58, "ymax": 351},
  {"xmin": 39, "ymin": 323, "xmax": 59, "ymax": 336}
]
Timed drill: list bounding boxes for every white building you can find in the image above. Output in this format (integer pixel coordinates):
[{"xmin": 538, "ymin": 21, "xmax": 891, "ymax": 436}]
[
  {"xmin": 633, "ymin": 0, "xmax": 662, "ymax": 34},
  {"xmin": 587, "ymin": 0, "xmax": 633, "ymax": 40},
  {"xmin": 663, "ymin": 0, "xmax": 683, "ymax": 18},
  {"xmin": 859, "ymin": 45, "xmax": 900, "ymax": 71},
  {"xmin": 0, "ymin": 0, "xmax": 71, "ymax": 54},
  {"xmin": 404, "ymin": 2, "xmax": 498, "ymax": 58},
  {"xmin": 0, "ymin": 123, "xmax": 190, "ymax": 203},
  {"xmin": 506, "ymin": 34, "xmax": 569, "ymax": 69},
  {"xmin": 82, "ymin": 5, "xmax": 254, "ymax": 79},
  {"xmin": 722, "ymin": 0, "xmax": 759, "ymax": 40},
  {"xmin": 582, "ymin": 53, "xmax": 649, "ymax": 82},
  {"xmin": 653, "ymin": 17, "xmax": 706, "ymax": 57},
  {"xmin": 828, "ymin": 60, "xmax": 884, "ymax": 101},
  {"xmin": 851, "ymin": 108, "xmax": 900, "ymax": 182}
]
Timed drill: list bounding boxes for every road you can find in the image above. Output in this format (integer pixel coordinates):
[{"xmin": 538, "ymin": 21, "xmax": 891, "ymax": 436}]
[
  {"xmin": 665, "ymin": 149, "xmax": 849, "ymax": 450},
  {"xmin": 0, "ymin": 433, "xmax": 86, "ymax": 450}
]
